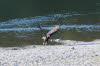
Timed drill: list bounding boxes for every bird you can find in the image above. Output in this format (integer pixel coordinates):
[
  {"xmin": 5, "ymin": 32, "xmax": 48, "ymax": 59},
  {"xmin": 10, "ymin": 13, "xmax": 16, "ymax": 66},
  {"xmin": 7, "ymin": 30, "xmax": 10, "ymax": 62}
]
[{"xmin": 42, "ymin": 25, "xmax": 60, "ymax": 45}]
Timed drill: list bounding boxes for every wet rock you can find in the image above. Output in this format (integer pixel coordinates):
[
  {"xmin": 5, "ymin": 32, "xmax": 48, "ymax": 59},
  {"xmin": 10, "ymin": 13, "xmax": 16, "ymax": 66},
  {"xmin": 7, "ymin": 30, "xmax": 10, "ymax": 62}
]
[{"xmin": 12, "ymin": 48, "xmax": 19, "ymax": 50}]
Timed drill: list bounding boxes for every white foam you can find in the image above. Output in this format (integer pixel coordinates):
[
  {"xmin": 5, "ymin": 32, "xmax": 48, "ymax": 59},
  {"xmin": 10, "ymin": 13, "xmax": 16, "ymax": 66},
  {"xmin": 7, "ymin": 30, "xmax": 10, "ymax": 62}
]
[{"xmin": 51, "ymin": 39, "xmax": 100, "ymax": 45}]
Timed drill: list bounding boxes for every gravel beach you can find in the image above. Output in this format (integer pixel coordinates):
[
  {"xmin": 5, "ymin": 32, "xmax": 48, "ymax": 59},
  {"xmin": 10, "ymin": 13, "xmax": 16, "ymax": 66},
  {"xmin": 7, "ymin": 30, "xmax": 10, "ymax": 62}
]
[{"xmin": 0, "ymin": 42, "xmax": 100, "ymax": 66}]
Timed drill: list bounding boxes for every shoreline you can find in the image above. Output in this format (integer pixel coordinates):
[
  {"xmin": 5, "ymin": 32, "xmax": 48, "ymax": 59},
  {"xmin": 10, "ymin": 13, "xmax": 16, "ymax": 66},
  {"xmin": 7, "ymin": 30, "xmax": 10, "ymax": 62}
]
[{"xmin": 0, "ymin": 44, "xmax": 100, "ymax": 66}]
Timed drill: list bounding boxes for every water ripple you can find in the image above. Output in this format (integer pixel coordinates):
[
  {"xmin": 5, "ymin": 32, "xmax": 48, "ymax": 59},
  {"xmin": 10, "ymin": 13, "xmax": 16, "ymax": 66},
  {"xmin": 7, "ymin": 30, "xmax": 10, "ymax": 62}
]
[
  {"xmin": 0, "ymin": 13, "xmax": 85, "ymax": 28},
  {"xmin": 0, "ymin": 25, "xmax": 99, "ymax": 32}
]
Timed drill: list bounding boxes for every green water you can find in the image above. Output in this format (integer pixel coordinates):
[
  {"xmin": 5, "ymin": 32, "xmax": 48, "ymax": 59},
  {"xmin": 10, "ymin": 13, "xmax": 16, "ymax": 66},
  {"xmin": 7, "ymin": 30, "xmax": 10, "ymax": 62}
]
[
  {"xmin": 0, "ymin": 13, "xmax": 100, "ymax": 47},
  {"xmin": 0, "ymin": 0, "xmax": 96, "ymax": 16},
  {"xmin": 0, "ymin": 0, "xmax": 99, "ymax": 47}
]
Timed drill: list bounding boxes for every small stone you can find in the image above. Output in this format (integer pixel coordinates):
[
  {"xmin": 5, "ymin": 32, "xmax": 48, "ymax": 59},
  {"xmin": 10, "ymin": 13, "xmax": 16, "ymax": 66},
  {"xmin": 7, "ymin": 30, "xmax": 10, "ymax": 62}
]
[
  {"xmin": 71, "ymin": 47, "xmax": 75, "ymax": 50},
  {"xmin": 95, "ymin": 54, "xmax": 98, "ymax": 56},
  {"xmin": 12, "ymin": 48, "xmax": 18, "ymax": 50},
  {"xmin": 63, "ymin": 53, "xmax": 65, "ymax": 54},
  {"xmin": 33, "ymin": 46, "xmax": 36, "ymax": 48}
]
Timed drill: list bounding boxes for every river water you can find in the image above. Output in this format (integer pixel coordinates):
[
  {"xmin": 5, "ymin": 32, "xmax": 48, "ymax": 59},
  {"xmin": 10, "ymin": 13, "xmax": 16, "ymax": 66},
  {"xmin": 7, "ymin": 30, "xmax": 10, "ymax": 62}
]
[{"xmin": 0, "ymin": 13, "xmax": 100, "ymax": 47}]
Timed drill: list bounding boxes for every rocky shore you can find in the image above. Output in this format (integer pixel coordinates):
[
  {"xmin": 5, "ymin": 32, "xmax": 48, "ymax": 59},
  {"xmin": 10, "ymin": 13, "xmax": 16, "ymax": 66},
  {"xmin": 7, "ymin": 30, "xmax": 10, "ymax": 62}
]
[{"xmin": 0, "ymin": 44, "xmax": 100, "ymax": 66}]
